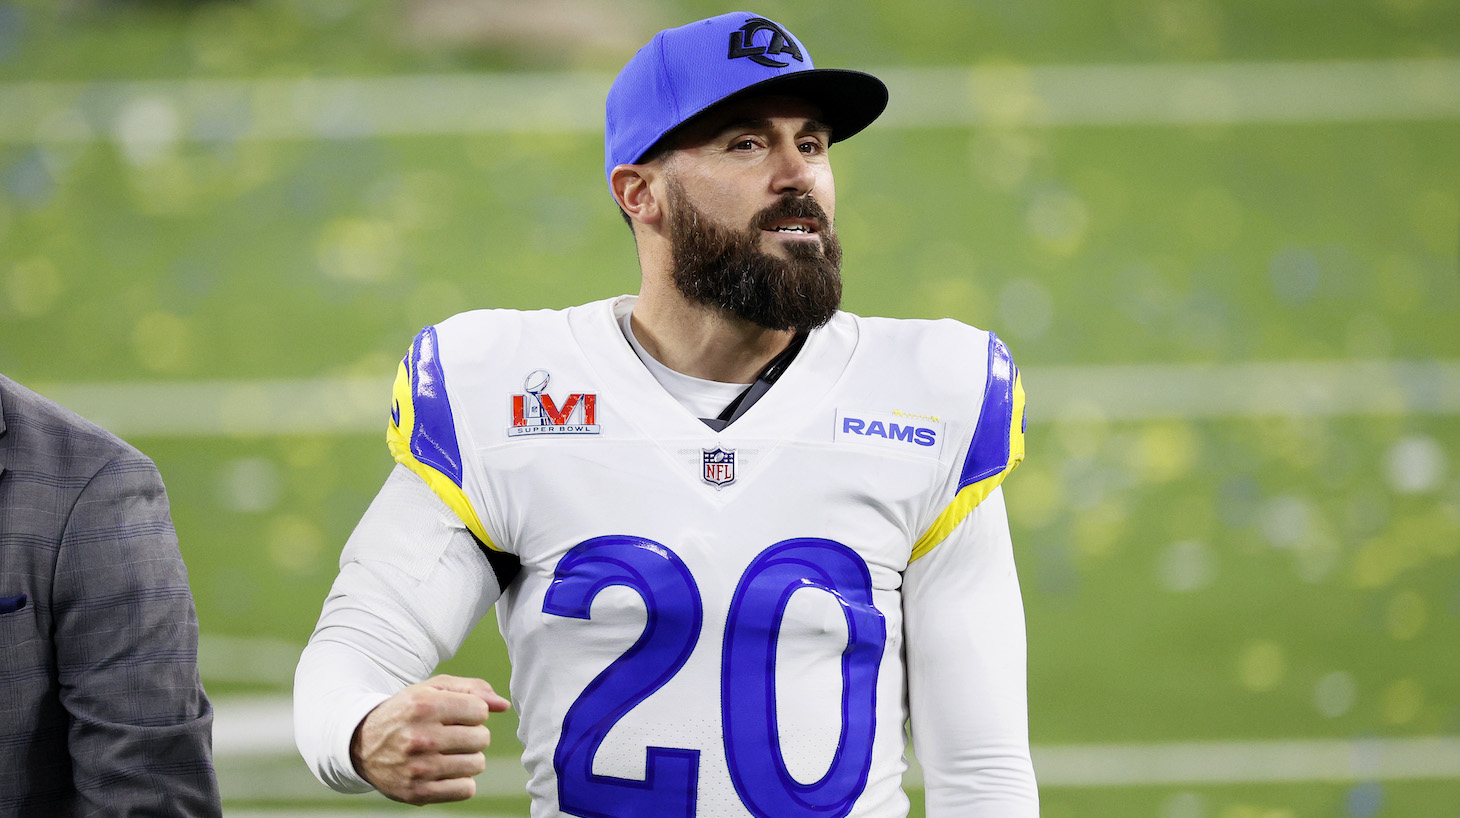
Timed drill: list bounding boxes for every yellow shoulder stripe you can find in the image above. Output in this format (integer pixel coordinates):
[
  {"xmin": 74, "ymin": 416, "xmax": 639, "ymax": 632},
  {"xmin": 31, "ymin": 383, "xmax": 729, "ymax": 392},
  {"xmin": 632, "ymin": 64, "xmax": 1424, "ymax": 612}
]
[
  {"xmin": 910, "ymin": 366, "xmax": 1025, "ymax": 563},
  {"xmin": 387, "ymin": 351, "xmax": 502, "ymax": 552}
]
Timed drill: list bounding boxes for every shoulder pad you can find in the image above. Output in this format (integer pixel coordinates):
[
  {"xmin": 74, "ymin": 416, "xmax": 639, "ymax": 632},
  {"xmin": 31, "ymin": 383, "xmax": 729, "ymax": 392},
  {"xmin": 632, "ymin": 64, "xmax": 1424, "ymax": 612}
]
[
  {"xmin": 909, "ymin": 332, "xmax": 1026, "ymax": 563},
  {"xmin": 958, "ymin": 332, "xmax": 1026, "ymax": 492},
  {"xmin": 386, "ymin": 325, "xmax": 497, "ymax": 549},
  {"xmin": 388, "ymin": 325, "xmax": 464, "ymax": 486}
]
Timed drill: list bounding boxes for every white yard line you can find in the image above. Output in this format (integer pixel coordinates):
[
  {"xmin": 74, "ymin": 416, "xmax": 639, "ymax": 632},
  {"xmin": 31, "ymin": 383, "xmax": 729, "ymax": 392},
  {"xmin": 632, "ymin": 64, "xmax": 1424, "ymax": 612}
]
[
  {"xmin": 215, "ymin": 696, "xmax": 1460, "ymax": 791},
  {"xmin": 877, "ymin": 59, "xmax": 1460, "ymax": 127},
  {"xmin": 2, "ymin": 59, "xmax": 1456, "ymax": 145},
  {"xmin": 213, "ymin": 695, "xmax": 301, "ymax": 758},
  {"xmin": 213, "ymin": 694, "xmax": 532, "ymax": 799},
  {"xmin": 1027, "ymin": 359, "xmax": 1460, "ymax": 422},
  {"xmin": 29, "ymin": 360, "xmax": 1460, "ymax": 439},
  {"xmin": 1030, "ymin": 737, "xmax": 1460, "ymax": 786},
  {"xmin": 34, "ymin": 376, "xmax": 391, "ymax": 438}
]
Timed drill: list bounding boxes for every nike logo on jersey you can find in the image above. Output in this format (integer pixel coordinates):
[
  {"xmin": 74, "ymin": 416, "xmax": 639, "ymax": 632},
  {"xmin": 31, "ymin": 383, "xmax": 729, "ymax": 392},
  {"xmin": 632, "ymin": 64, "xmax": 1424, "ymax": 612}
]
[{"xmin": 835, "ymin": 409, "xmax": 944, "ymax": 456}]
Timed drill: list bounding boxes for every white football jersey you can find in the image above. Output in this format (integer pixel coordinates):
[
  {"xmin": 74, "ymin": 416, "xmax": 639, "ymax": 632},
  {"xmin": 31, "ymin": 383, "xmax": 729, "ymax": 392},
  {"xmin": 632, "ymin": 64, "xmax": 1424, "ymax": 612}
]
[{"xmin": 385, "ymin": 295, "xmax": 1025, "ymax": 818}]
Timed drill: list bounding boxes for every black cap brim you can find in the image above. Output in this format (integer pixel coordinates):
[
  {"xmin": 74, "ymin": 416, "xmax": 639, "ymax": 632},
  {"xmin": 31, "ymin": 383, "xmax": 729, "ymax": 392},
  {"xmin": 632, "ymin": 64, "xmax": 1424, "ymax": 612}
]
[{"xmin": 639, "ymin": 68, "xmax": 889, "ymax": 162}]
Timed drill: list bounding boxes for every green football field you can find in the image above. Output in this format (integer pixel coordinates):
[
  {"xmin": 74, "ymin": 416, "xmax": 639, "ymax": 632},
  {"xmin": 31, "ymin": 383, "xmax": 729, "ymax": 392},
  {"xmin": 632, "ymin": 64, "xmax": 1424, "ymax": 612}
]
[{"xmin": 2, "ymin": 1, "xmax": 1457, "ymax": 815}]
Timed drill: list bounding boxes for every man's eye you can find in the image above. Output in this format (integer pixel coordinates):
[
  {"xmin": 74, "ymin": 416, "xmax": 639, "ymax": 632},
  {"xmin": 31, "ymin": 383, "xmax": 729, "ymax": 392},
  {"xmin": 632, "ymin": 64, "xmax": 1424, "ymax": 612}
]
[
  {"xmin": 800, "ymin": 141, "xmax": 825, "ymax": 154},
  {"xmin": 732, "ymin": 139, "xmax": 758, "ymax": 150}
]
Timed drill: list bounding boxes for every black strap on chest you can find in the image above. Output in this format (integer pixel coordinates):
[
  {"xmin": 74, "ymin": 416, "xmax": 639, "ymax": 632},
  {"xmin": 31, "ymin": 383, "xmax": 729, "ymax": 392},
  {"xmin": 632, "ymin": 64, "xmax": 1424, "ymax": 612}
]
[{"xmin": 699, "ymin": 331, "xmax": 808, "ymax": 431}]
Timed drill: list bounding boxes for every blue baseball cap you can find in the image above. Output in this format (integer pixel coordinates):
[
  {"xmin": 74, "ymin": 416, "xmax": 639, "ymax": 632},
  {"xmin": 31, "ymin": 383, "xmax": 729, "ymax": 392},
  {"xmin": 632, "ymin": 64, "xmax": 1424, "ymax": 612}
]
[{"xmin": 604, "ymin": 12, "xmax": 888, "ymax": 191}]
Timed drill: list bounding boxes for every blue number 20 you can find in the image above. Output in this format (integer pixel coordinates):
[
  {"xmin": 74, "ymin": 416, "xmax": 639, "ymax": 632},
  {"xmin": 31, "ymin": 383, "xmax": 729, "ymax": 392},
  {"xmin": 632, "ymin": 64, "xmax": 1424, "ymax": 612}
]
[
  {"xmin": 542, "ymin": 536, "xmax": 887, "ymax": 818},
  {"xmin": 541, "ymin": 536, "xmax": 703, "ymax": 818}
]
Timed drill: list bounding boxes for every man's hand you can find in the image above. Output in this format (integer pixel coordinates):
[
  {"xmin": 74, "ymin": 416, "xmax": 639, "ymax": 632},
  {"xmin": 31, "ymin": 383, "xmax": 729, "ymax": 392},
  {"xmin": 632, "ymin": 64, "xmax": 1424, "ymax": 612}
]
[{"xmin": 350, "ymin": 675, "xmax": 512, "ymax": 804}]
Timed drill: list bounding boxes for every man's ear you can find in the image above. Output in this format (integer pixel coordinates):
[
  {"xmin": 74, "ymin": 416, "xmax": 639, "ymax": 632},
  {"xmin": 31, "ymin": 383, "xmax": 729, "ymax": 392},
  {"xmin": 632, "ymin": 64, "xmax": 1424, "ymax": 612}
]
[{"xmin": 611, "ymin": 164, "xmax": 663, "ymax": 228}]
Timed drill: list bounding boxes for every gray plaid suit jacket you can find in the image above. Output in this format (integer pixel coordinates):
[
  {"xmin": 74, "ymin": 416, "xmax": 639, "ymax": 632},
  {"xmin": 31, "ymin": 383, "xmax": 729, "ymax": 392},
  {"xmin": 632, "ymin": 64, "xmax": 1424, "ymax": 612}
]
[{"xmin": 0, "ymin": 374, "xmax": 221, "ymax": 816}]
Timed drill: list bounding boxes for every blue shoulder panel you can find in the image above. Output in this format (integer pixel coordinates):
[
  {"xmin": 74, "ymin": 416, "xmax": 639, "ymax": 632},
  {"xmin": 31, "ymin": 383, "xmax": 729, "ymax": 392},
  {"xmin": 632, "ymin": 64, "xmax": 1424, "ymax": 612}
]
[
  {"xmin": 405, "ymin": 326, "xmax": 465, "ymax": 487},
  {"xmin": 912, "ymin": 331, "xmax": 1026, "ymax": 562},
  {"xmin": 958, "ymin": 332, "xmax": 1019, "ymax": 492}
]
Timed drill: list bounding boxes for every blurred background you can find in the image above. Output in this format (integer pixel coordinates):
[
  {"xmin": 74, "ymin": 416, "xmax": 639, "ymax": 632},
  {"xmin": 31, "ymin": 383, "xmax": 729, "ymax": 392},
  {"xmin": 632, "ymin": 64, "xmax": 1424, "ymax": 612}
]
[{"xmin": 1, "ymin": 0, "xmax": 1457, "ymax": 815}]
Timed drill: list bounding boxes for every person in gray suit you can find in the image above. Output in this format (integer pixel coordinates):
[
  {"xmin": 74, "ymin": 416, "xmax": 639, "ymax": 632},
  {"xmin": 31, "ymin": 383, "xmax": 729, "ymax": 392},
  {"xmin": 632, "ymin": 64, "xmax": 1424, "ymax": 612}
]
[{"xmin": 0, "ymin": 373, "xmax": 221, "ymax": 816}]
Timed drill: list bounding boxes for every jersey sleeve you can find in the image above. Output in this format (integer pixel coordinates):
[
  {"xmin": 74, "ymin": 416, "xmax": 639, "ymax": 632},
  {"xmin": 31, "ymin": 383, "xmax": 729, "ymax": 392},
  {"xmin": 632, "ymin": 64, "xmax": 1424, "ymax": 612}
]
[
  {"xmin": 386, "ymin": 325, "xmax": 500, "ymax": 550},
  {"xmin": 910, "ymin": 331, "xmax": 1026, "ymax": 562},
  {"xmin": 294, "ymin": 465, "xmax": 503, "ymax": 793},
  {"xmin": 903, "ymin": 486, "xmax": 1039, "ymax": 815}
]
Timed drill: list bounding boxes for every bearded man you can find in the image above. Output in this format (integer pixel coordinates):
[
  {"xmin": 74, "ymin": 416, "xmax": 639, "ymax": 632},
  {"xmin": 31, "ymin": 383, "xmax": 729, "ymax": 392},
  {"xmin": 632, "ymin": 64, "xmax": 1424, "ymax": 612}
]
[{"xmin": 295, "ymin": 12, "xmax": 1039, "ymax": 818}]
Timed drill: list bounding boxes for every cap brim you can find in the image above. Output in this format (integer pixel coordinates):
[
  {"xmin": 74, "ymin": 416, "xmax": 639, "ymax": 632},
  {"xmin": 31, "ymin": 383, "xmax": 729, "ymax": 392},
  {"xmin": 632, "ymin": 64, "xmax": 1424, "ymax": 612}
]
[{"xmin": 638, "ymin": 68, "xmax": 889, "ymax": 162}]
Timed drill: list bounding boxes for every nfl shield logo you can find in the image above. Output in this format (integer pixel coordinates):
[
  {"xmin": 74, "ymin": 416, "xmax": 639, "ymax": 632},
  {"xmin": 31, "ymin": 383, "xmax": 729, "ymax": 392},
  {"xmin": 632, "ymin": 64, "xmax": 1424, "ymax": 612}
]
[{"xmin": 702, "ymin": 447, "xmax": 736, "ymax": 488}]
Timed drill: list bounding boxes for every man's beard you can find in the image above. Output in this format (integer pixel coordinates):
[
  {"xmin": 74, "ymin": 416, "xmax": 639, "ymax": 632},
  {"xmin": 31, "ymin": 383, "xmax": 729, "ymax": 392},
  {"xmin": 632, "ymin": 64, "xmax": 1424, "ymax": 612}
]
[{"xmin": 665, "ymin": 177, "xmax": 842, "ymax": 332}]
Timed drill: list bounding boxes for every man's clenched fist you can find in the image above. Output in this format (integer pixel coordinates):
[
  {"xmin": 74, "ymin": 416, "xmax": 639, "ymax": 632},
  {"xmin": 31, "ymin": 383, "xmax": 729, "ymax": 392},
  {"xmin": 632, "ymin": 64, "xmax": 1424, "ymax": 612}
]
[{"xmin": 351, "ymin": 675, "xmax": 512, "ymax": 804}]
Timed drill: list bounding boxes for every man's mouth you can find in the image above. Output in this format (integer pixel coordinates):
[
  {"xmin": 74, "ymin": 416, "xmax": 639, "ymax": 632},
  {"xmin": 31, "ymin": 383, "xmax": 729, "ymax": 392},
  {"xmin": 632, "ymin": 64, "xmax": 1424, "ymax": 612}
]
[{"xmin": 764, "ymin": 218, "xmax": 819, "ymax": 235}]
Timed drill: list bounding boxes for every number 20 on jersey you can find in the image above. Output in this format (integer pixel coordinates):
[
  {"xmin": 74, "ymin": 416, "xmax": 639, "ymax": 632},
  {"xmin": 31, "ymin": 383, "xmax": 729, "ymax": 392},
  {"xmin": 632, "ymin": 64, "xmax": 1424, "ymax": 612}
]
[{"xmin": 543, "ymin": 535, "xmax": 888, "ymax": 818}]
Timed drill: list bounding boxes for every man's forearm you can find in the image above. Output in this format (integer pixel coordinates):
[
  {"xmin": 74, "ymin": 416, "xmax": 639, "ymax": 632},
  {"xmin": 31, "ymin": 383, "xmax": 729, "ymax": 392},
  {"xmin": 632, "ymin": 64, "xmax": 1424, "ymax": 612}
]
[
  {"xmin": 295, "ymin": 466, "xmax": 503, "ymax": 792},
  {"xmin": 295, "ymin": 638, "xmax": 400, "ymax": 792}
]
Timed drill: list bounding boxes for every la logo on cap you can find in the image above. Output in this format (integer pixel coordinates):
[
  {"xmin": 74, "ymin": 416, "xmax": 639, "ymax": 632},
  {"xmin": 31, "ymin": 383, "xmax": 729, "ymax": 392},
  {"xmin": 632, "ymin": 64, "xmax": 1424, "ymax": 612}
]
[{"xmin": 727, "ymin": 17, "xmax": 804, "ymax": 68}]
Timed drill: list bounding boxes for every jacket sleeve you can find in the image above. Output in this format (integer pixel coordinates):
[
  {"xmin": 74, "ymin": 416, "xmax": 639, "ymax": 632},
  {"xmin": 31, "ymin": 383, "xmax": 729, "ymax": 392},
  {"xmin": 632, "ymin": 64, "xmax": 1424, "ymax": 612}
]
[{"xmin": 53, "ymin": 451, "xmax": 221, "ymax": 816}]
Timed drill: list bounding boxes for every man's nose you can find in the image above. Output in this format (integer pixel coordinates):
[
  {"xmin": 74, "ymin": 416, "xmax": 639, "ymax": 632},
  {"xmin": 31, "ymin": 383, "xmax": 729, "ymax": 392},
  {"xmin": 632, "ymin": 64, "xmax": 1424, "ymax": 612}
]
[{"xmin": 769, "ymin": 144, "xmax": 816, "ymax": 196}]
